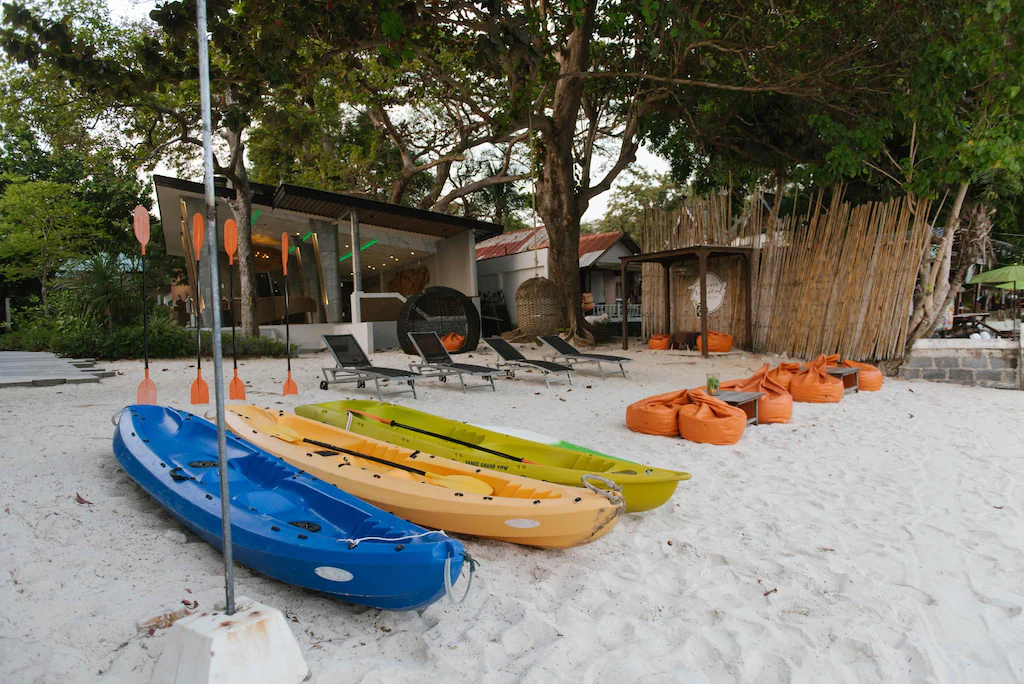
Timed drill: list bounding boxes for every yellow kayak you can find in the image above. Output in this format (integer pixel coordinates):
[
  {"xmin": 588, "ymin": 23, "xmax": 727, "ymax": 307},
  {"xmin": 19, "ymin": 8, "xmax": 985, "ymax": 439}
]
[
  {"xmin": 225, "ymin": 405, "xmax": 625, "ymax": 548},
  {"xmin": 295, "ymin": 400, "xmax": 690, "ymax": 512}
]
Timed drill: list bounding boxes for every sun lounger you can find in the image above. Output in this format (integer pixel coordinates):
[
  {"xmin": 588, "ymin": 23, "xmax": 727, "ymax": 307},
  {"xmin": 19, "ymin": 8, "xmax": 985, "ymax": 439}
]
[
  {"xmin": 319, "ymin": 334, "xmax": 419, "ymax": 400},
  {"xmin": 407, "ymin": 332, "xmax": 496, "ymax": 393},
  {"xmin": 482, "ymin": 337, "xmax": 574, "ymax": 388},
  {"xmin": 537, "ymin": 335, "xmax": 632, "ymax": 380}
]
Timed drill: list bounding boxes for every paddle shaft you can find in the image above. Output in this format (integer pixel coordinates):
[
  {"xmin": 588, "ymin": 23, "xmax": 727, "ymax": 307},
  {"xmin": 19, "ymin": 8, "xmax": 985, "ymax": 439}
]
[
  {"xmin": 194, "ymin": 258, "xmax": 202, "ymax": 370},
  {"xmin": 228, "ymin": 261, "xmax": 237, "ymax": 369},
  {"xmin": 141, "ymin": 253, "xmax": 148, "ymax": 371},
  {"xmin": 300, "ymin": 436, "xmax": 430, "ymax": 477},
  {"xmin": 283, "ymin": 270, "xmax": 290, "ymax": 370},
  {"xmin": 350, "ymin": 411, "xmax": 527, "ymax": 463}
]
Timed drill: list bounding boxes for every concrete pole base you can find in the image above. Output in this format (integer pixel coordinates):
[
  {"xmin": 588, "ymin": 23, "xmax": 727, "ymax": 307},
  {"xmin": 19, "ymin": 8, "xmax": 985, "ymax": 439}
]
[{"xmin": 152, "ymin": 596, "xmax": 309, "ymax": 684}]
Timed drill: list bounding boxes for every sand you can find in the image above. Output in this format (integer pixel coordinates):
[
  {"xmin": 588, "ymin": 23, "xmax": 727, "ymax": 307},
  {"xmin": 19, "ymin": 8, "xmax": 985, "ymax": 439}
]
[{"xmin": 1, "ymin": 344, "xmax": 1022, "ymax": 683}]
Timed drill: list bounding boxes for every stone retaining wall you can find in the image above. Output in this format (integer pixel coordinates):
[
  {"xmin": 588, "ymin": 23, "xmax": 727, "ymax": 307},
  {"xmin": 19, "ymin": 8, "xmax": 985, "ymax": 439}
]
[{"xmin": 899, "ymin": 338, "xmax": 1020, "ymax": 389}]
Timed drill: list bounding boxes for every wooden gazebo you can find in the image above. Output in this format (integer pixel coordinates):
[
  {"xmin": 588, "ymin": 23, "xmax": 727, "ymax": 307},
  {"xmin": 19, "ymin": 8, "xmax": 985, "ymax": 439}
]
[{"xmin": 619, "ymin": 245, "xmax": 753, "ymax": 357}]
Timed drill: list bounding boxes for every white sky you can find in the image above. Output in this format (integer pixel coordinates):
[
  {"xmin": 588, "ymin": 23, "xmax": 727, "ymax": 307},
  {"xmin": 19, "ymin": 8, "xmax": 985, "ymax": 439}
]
[{"xmin": 104, "ymin": 0, "xmax": 668, "ymax": 223}]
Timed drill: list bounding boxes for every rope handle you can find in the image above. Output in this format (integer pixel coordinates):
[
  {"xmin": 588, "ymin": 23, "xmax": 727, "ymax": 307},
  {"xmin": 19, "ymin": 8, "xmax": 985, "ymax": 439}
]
[
  {"xmin": 445, "ymin": 551, "xmax": 478, "ymax": 605},
  {"xmin": 581, "ymin": 474, "xmax": 626, "ymax": 508}
]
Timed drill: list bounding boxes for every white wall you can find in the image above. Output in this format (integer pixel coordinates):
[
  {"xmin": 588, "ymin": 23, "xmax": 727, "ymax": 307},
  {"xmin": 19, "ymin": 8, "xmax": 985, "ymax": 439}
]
[{"xmin": 476, "ymin": 249, "xmax": 549, "ymax": 325}]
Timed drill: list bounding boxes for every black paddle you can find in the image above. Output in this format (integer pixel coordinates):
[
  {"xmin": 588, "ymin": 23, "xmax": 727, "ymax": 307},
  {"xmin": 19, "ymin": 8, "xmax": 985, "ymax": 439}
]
[{"xmin": 347, "ymin": 410, "xmax": 537, "ymax": 464}]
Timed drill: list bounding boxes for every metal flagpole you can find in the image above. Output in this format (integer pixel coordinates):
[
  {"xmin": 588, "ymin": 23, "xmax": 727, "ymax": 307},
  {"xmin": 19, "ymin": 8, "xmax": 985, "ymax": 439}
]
[{"xmin": 196, "ymin": 0, "xmax": 234, "ymax": 615}]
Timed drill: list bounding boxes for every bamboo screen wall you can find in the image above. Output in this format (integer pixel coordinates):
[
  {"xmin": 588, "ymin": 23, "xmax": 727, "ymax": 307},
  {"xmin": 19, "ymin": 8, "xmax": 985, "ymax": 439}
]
[{"xmin": 640, "ymin": 189, "xmax": 933, "ymax": 361}]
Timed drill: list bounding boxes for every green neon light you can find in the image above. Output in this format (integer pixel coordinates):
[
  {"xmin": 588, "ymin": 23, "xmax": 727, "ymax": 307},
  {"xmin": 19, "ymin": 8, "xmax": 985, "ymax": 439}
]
[
  {"xmin": 287, "ymin": 231, "xmax": 313, "ymax": 255},
  {"xmin": 251, "ymin": 209, "xmax": 261, "ymax": 227},
  {"xmin": 339, "ymin": 239, "xmax": 378, "ymax": 262}
]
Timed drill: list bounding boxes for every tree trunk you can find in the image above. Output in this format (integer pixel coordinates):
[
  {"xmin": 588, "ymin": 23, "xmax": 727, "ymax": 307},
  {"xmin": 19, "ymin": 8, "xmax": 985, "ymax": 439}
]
[
  {"xmin": 882, "ymin": 185, "xmax": 992, "ymax": 374},
  {"xmin": 223, "ymin": 129, "xmax": 259, "ymax": 338},
  {"xmin": 532, "ymin": 0, "xmax": 597, "ymax": 344}
]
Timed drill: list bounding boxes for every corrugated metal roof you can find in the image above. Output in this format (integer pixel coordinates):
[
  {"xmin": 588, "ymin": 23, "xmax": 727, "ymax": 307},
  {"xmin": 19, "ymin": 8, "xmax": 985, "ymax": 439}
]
[{"xmin": 475, "ymin": 228, "xmax": 635, "ymax": 261}]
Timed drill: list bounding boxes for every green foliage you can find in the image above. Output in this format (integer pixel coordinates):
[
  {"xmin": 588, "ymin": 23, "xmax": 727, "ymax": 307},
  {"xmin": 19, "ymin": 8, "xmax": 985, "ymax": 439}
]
[
  {"xmin": 585, "ymin": 170, "xmax": 683, "ymax": 237},
  {"xmin": 0, "ymin": 313, "xmax": 295, "ymax": 360},
  {"xmin": 0, "ymin": 179, "xmax": 98, "ymax": 311}
]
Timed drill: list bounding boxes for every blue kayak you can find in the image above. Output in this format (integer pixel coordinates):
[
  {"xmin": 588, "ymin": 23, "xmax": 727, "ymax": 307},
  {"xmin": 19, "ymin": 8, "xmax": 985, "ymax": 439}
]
[{"xmin": 113, "ymin": 405, "xmax": 465, "ymax": 611}]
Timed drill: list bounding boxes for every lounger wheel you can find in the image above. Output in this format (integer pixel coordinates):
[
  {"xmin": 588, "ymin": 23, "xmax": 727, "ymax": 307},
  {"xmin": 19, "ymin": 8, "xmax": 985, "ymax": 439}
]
[
  {"xmin": 440, "ymin": 376, "xmax": 447, "ymax": 383},
  {"xmin": 357, "ymin": 381, "xmax": 366, "ymax": 389},
  {"xmin": 319, "ymin": 380, "xmax": 328, "ymax": 390}
]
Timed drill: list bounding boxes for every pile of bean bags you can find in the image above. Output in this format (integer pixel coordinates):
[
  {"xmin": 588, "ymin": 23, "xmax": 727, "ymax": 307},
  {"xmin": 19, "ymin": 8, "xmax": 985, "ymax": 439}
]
[
  {"xmin": 626, "ymin": 389, "xmax": 747, "ymax": 444},
  {"xmin": 695, "ymin": 331, "xmax": 734, "ymax": 353},
  {"xmin": 626, "ymin": 352, "xmax": 887, "ymax": 445},
  {"xmin": 721, "ymin": 363, "xmax": 793, "ymax": 423}
]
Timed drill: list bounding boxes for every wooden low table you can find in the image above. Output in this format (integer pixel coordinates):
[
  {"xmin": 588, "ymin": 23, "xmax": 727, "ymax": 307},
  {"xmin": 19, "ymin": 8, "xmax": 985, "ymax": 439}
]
[
  {"xmin": 827, "ymin": 367, "xmax": 860, "ymax": 393},
  {"xmin": 714, "ymin": 390, "xmax": 765, "ymax": 425}
]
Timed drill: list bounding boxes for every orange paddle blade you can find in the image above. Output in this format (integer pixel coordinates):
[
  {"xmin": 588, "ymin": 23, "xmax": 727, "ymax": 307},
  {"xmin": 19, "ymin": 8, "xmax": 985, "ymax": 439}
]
[
  {"xmin": 192, "ymin": 213, "xmax": 205, "ymax": 260},
  {"xmin": 224, "ymin": 219, "xmax": 238, "ymax": 265},
  {"xmin": 190, "ymin": 369, "xmax": 210, "ymax": 405},
  {"xmin": 136, "ymin": 368, "xmax": 157, "ymax": 405},
  {"xmin": 282, "ymin": 370, "xmax": 298, "ymax": 396},
  {"xmin": 229, "ymin": 369, "xmax": 246, "ymax": 400},
  {"xmin": 281, "ymin": 233, "xmax": 289, "ymax": 275},
  {"xmin": 133, "ymin": 205, "xmax": 150, "ymax": 255}
]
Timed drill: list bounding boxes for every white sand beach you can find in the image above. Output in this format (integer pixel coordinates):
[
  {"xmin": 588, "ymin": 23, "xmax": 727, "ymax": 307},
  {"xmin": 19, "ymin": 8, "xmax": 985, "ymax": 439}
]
[{"xmin": 1, "ymin": 344, "xmax": 1022, "ymax": 683}]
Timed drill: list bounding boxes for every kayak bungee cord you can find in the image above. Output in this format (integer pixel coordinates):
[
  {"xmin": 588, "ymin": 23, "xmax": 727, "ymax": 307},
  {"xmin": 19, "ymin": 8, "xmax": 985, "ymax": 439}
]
[{"xmin": 346, "ymin": 409, "xmax": 537, "ymax": 464}]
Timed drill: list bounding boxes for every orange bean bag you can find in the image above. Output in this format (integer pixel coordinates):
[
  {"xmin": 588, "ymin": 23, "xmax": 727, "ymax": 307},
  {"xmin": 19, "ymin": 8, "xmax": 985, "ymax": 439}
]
[
  {"xmin": 441, "ymin": 332, "xmax": 466, "ymax": 352},
  {"xmin": 695, "ymin": 331, "xmax": 733, "ymax": 353},
  {"xmin": 625, "ymin": 390, "xmax": 693, "ymax": 437},
  {"xmin": 840, "ymin": 360, "xmax": 884, "ymax": 391},
  {"xmin": 648, "ymin": 334, "xmax": 671, "ymax": 350},
  {"xmin": 822, "ymin": 354, "xmax": 884, "ymax": 391},
  {"xmin": 721, "ymin": 363, "xmax": 793, "ymax": 424},
  {"xmin": 678, "ymin": 390, "xmax": 747, "ymax": 444},
  {"xmin": 767, "ymin": 362, "xmax": 801, "ymax": 392},
  {"xmin": 790, "ymin": 355, "xmax": 844, "ymax": 403}
]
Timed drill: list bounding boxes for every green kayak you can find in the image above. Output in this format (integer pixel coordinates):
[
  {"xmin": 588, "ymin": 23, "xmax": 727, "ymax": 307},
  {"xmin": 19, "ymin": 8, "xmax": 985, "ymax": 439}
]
[{"xmin": 296, "ymin": 400, "xmax": 691, "ymax": 513}]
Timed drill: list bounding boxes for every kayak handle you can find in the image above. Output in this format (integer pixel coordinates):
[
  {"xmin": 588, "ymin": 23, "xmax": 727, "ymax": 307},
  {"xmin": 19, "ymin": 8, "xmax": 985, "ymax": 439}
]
[
  {"xmin": 581, "ymin": 474, "xmax": 625, "ymax": 507},
  {"xmin": 445, "ymin": 551, "xmax": 478, "ymax": 605},
  {"xmin": 111, "ymin": 409, "xmax": 122, "ymax": 427}
]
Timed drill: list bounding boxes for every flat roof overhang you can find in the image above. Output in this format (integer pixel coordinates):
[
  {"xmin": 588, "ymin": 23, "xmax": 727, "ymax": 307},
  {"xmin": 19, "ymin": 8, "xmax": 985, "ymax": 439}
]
[{"xmin": 154, "ymin": 175, "xmax": 503, "ymax": 260}]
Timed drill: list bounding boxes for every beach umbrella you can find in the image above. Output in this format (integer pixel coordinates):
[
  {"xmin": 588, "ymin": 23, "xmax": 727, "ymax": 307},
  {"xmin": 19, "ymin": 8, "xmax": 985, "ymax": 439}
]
[
  {"xmin": 996, "ymin": 281, "xmax": 1024, "ymax": 290},
  {"xmin": 967, "ymin": 263, "xmax": 1024, "ymax": 285}
]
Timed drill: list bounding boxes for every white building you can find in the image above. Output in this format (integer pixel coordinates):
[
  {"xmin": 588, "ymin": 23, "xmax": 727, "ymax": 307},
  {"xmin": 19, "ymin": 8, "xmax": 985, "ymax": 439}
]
[{"xmin": 475, "ymin": 227, "xmax": 642, "ymax": 326}]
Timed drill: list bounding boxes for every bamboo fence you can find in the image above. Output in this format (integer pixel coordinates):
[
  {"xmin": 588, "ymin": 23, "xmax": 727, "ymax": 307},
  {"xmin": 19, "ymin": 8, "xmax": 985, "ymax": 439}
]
[{"xmin": 640, "ymin": 188, "xmax": 932, "ymax": 361}]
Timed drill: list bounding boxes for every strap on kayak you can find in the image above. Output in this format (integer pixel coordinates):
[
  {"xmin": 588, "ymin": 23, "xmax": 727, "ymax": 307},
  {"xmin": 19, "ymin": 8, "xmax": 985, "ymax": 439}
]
[
  {"xmin": 445, "ymin": 551, "xmax": 478, "ymax": 605},
  {"xmin": 581, "ymin": 474, "xmax": 625, "ymax": 507},
  {"xmin": 335, "ymin": 530, "xmax": 449, "ymax": 549}
]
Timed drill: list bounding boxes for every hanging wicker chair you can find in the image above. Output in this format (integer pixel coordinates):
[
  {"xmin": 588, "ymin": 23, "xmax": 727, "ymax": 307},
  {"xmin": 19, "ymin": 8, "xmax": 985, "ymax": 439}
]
[
  {"xmin": 513, "ymin": 277, "xmax": 562, "ymax": 338},
  {"xmin": 397, "ymin": 286, "xmax": 481, "ymax": 355}
]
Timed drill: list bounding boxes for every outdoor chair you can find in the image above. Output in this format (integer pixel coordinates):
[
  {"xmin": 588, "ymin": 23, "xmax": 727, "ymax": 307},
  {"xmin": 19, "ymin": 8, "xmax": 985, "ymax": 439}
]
[
  {"xmin": 319, "ymin": 334, "xmax": 419, "ymax": 401},
  {"xmin": 407, "ymin": 332, "xmax": 496, "ymax": 393},
  {"xmin": 482, "ymin": 337, "xmax": 574, "ymax": 388},
  {"xmin": 538, "ymin": 334, "xmax": 632, "ymax": 380}
]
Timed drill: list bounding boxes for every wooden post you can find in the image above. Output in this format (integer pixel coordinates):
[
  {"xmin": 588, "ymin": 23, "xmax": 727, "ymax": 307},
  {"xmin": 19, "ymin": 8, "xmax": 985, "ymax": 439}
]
[
  {"xmin": 699, "ymin": 249, "xmax": 709, "ymax": 358},
  {"xmin": 621, "ymin": 258, "xmax": 629, "ymax": 349},
  {"xmin": 663, "ymin": 262, "xmax": 672, "ymax": 335},
  {"xmin": 745, "ymin": 252, "xmax": 753, "ymax": 350}
]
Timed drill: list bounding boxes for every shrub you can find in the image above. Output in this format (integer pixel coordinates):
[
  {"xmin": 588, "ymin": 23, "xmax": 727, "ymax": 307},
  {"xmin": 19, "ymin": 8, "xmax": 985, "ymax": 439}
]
[{"xmin": 0, "ymin": 316, "xmax": 294, "ymax": 360}]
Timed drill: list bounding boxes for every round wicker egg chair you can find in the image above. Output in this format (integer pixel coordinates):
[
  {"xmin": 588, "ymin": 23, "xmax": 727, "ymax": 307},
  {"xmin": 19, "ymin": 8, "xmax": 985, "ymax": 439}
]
[
  {"xmin": 397, "ymin": 286, "xmax": 481, "ymax": 355},
  {"xmin": 511, "ymin": 277, "xmax": 562, "ymax": 340}
]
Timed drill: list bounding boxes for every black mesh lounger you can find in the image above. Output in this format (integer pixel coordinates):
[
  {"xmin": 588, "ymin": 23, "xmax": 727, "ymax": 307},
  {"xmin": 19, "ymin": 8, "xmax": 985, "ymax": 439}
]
[
  {"xmin": 538, "ymin": 334, "xmax": 632, "ymax": 380},
  {"xmin": 482, "ymin": 337, "xmax": 574, "ymax": 388},
  {"xmin": 407, "ymin": 332, "xmax": 496, "ymax": 393},
  {"xmin": 319, "ymin": 334, "xmax": 419, "ymax": 400}
]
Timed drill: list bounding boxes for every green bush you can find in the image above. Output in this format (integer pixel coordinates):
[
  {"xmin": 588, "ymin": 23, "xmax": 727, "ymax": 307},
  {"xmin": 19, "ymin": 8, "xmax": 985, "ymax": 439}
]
[
  {"xmin": 0, "ymin": 322, "xmax": 57, "ymax": 352},
  {"xmin": 0, "ymin": 316, "xmax": 295, "ymax": 360}
]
